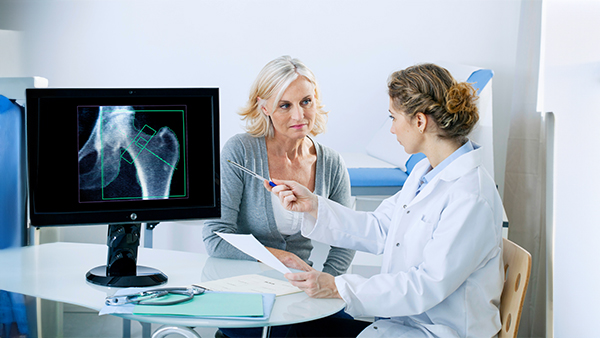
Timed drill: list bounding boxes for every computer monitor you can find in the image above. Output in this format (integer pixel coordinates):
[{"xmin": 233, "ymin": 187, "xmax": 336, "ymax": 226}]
[{"xmin": 26, "ymin": 88, "xmax": 220, "ymax": 287}]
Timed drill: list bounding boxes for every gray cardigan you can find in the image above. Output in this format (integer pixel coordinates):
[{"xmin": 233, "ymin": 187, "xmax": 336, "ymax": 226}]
[{"xmin": 202, "ymin": 133, "xmax": 355, "ymax": 276}]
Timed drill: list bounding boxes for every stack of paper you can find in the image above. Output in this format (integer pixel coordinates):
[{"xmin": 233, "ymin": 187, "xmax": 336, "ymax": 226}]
[{"xmin": 195, "ymin": 274, "xmax": 302, "ymax": 296}]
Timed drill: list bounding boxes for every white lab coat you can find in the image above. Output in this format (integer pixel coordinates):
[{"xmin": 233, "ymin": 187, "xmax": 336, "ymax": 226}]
[{"xmin": 302, "ymin": 144, "xmax": 504, "ymax": 338}]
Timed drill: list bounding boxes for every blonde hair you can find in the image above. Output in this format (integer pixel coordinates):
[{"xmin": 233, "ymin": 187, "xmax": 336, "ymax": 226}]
[
  {"xmin": 388, "ymin": 63, "xmax": 479, "ymax": 142},
  {"xmin": 239, "ymin": 56, "xmax": 328, "ymax": 138}
]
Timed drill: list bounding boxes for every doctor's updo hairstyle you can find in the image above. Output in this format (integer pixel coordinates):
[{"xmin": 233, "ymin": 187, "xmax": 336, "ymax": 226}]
[
  {"xmin": 239, "ymin": 55, "xmax": 328, "ymax": 138},
  {"xmin": 388, "ymin": 63, "xmax": 479, "ymax": 143}
]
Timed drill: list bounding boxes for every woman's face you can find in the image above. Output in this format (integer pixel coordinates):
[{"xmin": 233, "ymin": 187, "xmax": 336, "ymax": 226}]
[
  {"xmin": 389, "ymin": 98, "xmax": 422, "ymax": 154},
  {"xmin": 264, "ymin": 77, "xmax": 317, "ymax": 141}
]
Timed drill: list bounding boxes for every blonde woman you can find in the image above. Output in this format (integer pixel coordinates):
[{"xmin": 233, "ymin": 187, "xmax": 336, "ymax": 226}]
[{"xmin": 202, "ymin": 56, "xmax": 355, "ymax": 338}]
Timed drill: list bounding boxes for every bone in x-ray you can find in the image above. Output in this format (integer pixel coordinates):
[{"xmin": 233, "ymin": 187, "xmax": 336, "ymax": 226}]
[{"xmin": 78, "ymin": 106, "xmax": 180, "ymax": 200}]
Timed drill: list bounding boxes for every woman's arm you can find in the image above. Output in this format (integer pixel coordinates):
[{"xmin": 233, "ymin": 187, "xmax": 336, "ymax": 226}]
[
  {"xmin": 321, "ymin": 153, "xmax": 356, "ymax": 276},
  {"xmin": 202, "ymin": 137, "xmax": 255, "ymax": 261}
]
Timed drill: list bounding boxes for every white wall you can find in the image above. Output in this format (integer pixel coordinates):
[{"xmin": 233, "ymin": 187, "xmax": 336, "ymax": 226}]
[
  {"xmin": 541, "ymin": 1, "xmax": 600, "ymax": 336},
  {"xmin": 6, "ymin": 0, "xmax": 520, "ymax": 195},
  {"xmin": 2, "ymin": 0, "xmax": 522, "ymax": 250},
  {"xmin": 0, "ymin": 30, "xmax": 23, "ymax": 77}
]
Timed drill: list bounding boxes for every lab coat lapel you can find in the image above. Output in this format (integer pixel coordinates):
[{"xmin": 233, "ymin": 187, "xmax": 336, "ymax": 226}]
[
  {"xmin": 402, "ymin": 158, "xmax": 429, "ymax": 198},
  {"xmin": 406, "ymin": 146, "xmax": 483, "ymax": 207},
  {"xmin": 400, "ymin": 159, "xmax": 430, "ymax": 207},
  {"xmin": 438, "ymin": 146, "xmax": 482, "ymax": 182}
]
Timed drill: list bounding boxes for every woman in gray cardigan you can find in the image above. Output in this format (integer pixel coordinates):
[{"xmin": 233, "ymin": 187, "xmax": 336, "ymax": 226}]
[{"xmin": 202, "ymin": 56, "xmax": 355, "ymax": 337}]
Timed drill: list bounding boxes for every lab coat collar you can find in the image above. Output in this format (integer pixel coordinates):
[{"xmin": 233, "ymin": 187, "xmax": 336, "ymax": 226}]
[
  {"xmin": 405, "ymin": 141, "xmax": 483, "ymax": 206},
  {"xmin": 437, "ymin": 141, "xmax": 482, "ymax": 183}
]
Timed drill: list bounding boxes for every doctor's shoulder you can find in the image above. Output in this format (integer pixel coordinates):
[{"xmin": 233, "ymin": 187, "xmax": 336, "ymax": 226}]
[{"xmin": 446, "ymin": 168, "xmax": 503, "ymax": 228}]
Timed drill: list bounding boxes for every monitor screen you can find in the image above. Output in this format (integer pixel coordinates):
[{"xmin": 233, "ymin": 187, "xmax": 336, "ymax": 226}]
[
  {"xmin": 26, "ymin": 88, "xmax": 221, "ymax": 287},
  {"xmin": 26, "ymin": 88, "xmax": 220, "ymax": 226}
]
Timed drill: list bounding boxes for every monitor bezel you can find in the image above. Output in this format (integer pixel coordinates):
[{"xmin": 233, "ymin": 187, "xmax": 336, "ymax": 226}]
[{"xmin": 26, "ymin": 87, "xmax": 221, "ymax": 227}]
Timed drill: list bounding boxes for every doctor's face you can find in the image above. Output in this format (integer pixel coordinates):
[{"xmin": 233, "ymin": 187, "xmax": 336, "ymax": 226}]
[
  {"xmin": 389, "ymin": 98, "xmax": 421, "ymax": 154},
  {"xmin": 264, "ymin": 77, "xmax": 317, "ymax": 141}
]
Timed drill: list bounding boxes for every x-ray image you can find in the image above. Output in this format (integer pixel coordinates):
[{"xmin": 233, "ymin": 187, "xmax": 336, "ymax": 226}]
[{"xmin": 78, "ymin": 105, "xmax": 186, "ymax": 203}]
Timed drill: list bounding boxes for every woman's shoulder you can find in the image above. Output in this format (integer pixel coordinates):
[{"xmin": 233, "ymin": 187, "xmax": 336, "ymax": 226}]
[
  {"xmin": 310, "ymin": 137, "xmax": 343, "ymax": 163},
  {"xmin": 223, "ymin": 133, "xmax": 264, "ymax": 152},
  {"xmin": 225, "ymin": 132, "xmax": 263, "ymax": 145}
]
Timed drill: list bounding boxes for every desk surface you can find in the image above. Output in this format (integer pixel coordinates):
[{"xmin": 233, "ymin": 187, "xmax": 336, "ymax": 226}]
[{"xmin": 0, "ymin": 242, "xmax": 345, "ymax": 328}]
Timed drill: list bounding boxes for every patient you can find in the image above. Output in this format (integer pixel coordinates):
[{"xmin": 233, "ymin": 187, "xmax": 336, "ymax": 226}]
[{"xmin": 202, "ymin": 55, "xmax": 355, "ymax": 338}]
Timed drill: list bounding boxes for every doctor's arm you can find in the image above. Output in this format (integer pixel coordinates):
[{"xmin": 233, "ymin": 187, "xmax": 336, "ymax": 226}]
[
  {"xmin": 270, "ymin": 179, "xmax": 395, "ymax": 254},
  {"xmin": 336, "ymin": 194, "xmax": 501, "ymax": 318}
]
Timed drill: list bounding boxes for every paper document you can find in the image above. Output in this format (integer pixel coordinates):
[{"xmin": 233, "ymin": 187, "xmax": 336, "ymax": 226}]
[
  {"xmin": 216, "ymin": 233, "xmax": 291, "ymax": 274},
  {"xmin": 195, "ymin": 274, "xmax": 302, "ymax": 296}
]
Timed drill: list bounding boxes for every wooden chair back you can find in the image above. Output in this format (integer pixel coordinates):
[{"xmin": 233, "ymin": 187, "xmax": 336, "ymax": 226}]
[{"xmin": 499, "ymin": 238, "xmax": 532, "ymax": 338}]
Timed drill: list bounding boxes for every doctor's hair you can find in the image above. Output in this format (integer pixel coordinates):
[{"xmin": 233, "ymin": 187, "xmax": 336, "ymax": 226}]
[
  {"xmin": 239, "ymin": 55, "xmax": 328, "ymax": 138},
  {"xmin": 388, "ymin": 63, "xmax": 479, "ymax": 143}
]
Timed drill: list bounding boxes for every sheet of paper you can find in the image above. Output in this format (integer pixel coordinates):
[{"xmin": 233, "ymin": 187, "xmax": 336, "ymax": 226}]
[
  {"xmin": 216, "ymin": 233, "xmax": 291, "ymax": 274},
  {"xmin": 195, "ymin": 274, "xmax": 302, "ymax": 296}
]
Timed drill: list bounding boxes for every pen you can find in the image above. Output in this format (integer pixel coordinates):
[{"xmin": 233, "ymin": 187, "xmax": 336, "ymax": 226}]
[{"xmin": 227, "ymin": 160, "xmax": 277, "ymax": 187}]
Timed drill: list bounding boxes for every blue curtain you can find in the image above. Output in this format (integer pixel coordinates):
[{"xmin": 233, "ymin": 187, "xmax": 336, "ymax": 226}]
[
  {"xmin": 0, "ymin": 95, "xmax": 27, "ymax": 249},
  {"xmin": 0, "ymin": 94, "xmax": 30, "ymax": 337}
]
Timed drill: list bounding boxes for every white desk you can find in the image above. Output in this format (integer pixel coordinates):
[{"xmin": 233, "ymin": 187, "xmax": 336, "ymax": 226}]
[{"xmin": 0, "ymin": 242, "xmax": 345, "ymax": 337}]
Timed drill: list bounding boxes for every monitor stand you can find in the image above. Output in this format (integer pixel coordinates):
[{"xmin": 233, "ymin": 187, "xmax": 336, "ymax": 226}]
[{"xmin": 85, "ymin": 223, "xmax": 168, "ymax": 287}]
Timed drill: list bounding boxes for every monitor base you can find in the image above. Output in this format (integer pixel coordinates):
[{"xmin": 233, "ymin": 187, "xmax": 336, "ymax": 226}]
[
  {"xmin": 86, "ymin": 223, "xmax": 168, "ymax": 287},
  {"xmin": 86, "ymin": 265, "xmax": 167, "ymax": 287}
]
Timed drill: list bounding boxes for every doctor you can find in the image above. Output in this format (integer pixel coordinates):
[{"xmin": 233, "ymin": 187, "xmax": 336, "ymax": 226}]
[{"xmin": 268, "ymin": 63, "xmax": 505, "ymax": 338}]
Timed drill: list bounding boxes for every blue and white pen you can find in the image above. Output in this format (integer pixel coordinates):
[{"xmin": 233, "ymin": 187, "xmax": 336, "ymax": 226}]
[{"xmin": 227, "ymin": 160, "xmax": 277, "ymax": 187}]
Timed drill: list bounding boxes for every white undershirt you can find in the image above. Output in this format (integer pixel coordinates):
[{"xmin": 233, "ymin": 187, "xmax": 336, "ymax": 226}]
[{"xmin": 271, "ymin": 193, "xmax": 303, "ymax": 235}]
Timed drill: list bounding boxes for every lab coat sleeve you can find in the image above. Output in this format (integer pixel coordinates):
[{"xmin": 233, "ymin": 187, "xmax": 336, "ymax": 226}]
[
  {"xmin": 334, "ymin": 193, "xmax": 501, "ymax": 318},
  {"xmin": 301, "ymin": 195, "xmax": 396, "ymax": 255}
]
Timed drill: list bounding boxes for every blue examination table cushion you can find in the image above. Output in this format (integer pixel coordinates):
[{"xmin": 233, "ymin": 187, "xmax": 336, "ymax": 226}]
[
  {"xmin": 347, "ymin": 168, "xmax": 408, "ymax": 187},
  {"xmin": 347, "ymin": 153, "xmax": 426, "ymax": 188}
]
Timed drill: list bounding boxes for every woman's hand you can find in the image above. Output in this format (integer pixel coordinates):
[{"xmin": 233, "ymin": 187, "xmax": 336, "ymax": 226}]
[
  {"xmin": 266, "ymin": 247, "xmax": 313, "ymax": 272},
  {"xmin": 266, "ymin": 179, "xmax": 319, "ymax": 218},
  {"xmin": 285, "ymin": 270, "xmax": 341, "ymax": 299}
]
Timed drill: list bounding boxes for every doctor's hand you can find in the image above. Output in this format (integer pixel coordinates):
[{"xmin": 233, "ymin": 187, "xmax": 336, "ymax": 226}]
[
  {"xmin": 284, "ymin": 270, "xmax": 341, "ymax": 299},
  {"xmin": 266, "ymin": 247, "xmax": 313, "ymax": 272},
  {"xmin": 266, "ymin": 179, "xmax": 319, "ymax": 218}
]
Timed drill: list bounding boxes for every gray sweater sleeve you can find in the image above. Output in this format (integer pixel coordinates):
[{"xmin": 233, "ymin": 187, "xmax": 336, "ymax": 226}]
[
  {"xmin": 202, "ymin": 135, "xmax": 257, "ymax": 261},
  {"xmin": 316, "ymin": 145, "xmax": 356, "ymax": 276}
]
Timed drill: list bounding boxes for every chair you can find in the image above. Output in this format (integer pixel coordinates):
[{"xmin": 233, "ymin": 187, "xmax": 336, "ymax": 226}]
[{"xmin": 499, "ymin": 238, "xmax": 532, "ymax": 338}]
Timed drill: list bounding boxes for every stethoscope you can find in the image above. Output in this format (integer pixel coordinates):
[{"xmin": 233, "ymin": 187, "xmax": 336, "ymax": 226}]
[{"xmin": 105, "ymin": 286, "xmax": 206, "ymax": 306}]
